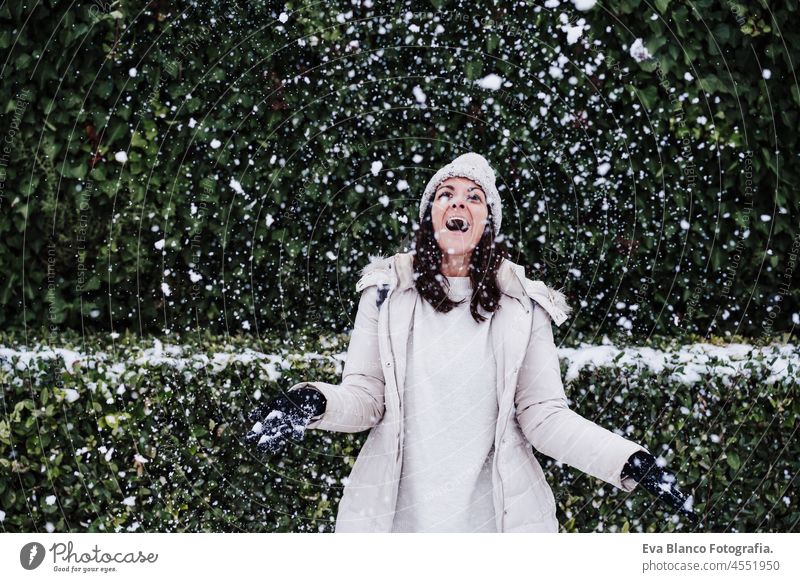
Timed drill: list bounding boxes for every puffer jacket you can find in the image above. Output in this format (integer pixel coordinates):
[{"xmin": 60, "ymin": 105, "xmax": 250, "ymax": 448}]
[{"xmin": 289, "ymin": 252, "xmax": 650, "ymax": 532}]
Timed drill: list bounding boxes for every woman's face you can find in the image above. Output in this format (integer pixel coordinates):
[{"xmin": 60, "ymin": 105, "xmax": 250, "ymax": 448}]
[{"xmin": 430, "ymin": 176, "xmax": 489, "ymax": 259}]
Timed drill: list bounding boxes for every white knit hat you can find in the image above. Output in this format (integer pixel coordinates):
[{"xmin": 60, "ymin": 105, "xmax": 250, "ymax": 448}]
[{"xmin": 418, "ymin": 152, "xmax": 502, "ymax": 236}]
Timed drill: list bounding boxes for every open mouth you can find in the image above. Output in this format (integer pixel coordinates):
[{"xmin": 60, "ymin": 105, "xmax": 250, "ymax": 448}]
[{"xmin": 445, "ymin": 216, "xmax": 470, "ymax": 233}]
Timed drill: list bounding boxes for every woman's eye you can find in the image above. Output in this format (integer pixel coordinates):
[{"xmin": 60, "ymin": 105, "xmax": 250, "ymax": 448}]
[{"xmin": 437, "ymin": 191, "xmax": 483, "ymax": 201}]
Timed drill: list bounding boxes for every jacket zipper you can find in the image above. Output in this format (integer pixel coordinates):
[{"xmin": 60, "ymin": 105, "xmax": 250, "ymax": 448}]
[
  {"xmin": 496, "ymin": 295, "xmax": 534, "ymax": 532},
  {"xmin": 383, "ymin": 282, "xmax": 402, "ymax": 459},
  {"xmin": 383, "ymin": 279, "xmax": 406, "ymax": 533},
  {"xmin": 386, "ymin": 299, "xmax": 399, "ymax": 404}
]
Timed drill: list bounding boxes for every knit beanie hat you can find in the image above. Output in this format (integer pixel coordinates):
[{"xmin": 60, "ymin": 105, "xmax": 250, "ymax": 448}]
[{"xmin": 419, "ymin": 152, "xmax": 502, "ymax": 236}]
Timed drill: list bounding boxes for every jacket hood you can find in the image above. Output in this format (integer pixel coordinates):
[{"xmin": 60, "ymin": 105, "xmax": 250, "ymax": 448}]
[{"xmin": 355, "ymin": 252, "xmax": 572, "ymax": 326}]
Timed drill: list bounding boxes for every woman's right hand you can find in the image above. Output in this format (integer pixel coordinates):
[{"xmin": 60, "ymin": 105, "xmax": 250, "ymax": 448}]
[{"xmin": 244, "ymin": 387, "xmax": 327, "ymax": 454}]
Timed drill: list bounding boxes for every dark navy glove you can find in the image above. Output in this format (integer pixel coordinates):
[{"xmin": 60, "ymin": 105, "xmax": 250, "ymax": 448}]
[
  {"xmin": 244, "ymin": 387, "xmax": 327, "ymax": 454},
  {"xmin": 622, "ymin": 450, "xmax": 699, "ymax": 525}
]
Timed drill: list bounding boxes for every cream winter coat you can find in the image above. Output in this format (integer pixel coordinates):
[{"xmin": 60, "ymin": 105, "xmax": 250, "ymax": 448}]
[{"xmin": 289, "ymin": 252, "xmax": 650, "ymax": 532}]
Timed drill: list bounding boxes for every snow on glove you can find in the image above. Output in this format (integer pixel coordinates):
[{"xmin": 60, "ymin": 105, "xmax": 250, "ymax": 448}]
[
  {"xmin": 244, "ymin": 387, "xmax": 327, "ymax": 455},
  {"xmin": 621, "ymin": 450, "xmax": 699, "ymax": 525}
]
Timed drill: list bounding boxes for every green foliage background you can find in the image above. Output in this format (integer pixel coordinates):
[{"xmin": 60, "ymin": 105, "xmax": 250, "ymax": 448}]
[{"xmin": 0, "ymin": 0, "xmax": 798, "ymax": 342}]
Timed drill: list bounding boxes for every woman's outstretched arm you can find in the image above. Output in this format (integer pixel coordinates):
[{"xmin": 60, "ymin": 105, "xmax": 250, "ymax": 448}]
[
  {"xmin": 287, "ymin": 285, "xmax": 386, "ymax": 433},
  {"xmin": 515, "ymin": 303, "xmax": 648, "ymax": 492}
]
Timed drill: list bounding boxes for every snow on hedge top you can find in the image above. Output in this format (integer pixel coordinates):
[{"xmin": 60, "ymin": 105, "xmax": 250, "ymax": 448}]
[
  {"xmin": 0, "ymin": 340, "xmax": 342, "ymax": 385},
  {"xmin": 1, "ymin": 340, "xmax": 796, "ymax": 387},
  {"xmin": 559, "ymin": 342, "xmax": 798, "ymax": 385}
]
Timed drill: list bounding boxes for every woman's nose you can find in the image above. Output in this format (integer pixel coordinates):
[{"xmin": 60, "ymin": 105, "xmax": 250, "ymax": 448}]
[{"xmin": 451, "ymin": 199, "xmax": 465, "ymax": 208}]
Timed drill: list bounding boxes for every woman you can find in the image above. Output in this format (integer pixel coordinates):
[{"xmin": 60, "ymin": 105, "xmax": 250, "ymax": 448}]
[{"xmin": 246, "ymin": 153, "xmax": 697, "ymax": 533}]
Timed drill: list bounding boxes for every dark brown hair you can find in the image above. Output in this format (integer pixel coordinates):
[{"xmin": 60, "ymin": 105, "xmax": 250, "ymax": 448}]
[{"xmin": 411, "ymin": 202, "xmax": 509, "ymax": 323}]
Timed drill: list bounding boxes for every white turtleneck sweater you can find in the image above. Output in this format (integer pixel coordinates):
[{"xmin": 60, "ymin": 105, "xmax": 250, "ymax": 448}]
[{"xmin": 391, "ymin": 275, "xmax": 498, "ymax": 533}]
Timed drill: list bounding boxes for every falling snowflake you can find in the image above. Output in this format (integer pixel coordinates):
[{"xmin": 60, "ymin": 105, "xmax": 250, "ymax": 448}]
[
  {"xmin": 630, "ymin": 38, "xmax": 652, "ymax": 62},
  {"xmin": 229, "ymin": 178, "xmax": 245, "ymax": 195},
  {"xmin": 475, "ymin": 73, "xmax": 504, "ymax": 90}
]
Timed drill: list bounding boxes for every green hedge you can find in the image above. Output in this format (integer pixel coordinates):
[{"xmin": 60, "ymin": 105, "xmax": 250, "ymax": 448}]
[
  {"xmin": 0, "ymin": 0, "xmax": 798, "ymax": 340},
  {"xmin": 1, "ymin": 330, "xmax": 796, "ymax": 532}
]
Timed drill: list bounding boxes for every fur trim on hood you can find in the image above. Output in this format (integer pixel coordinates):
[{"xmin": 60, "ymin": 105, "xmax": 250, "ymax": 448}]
[
  {"xmin": 355, "ymin": 253, "xmax": 393, "ymax": 293},
  {"xmin": 355, "ymin": 253, "xmax": 572, "ymax": 326}
]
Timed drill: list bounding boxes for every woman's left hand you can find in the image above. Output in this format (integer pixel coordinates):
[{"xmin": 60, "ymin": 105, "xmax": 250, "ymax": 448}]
[{"xmin": 621, "ymin": 450, "xmax": 699, "ymax": 525}]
